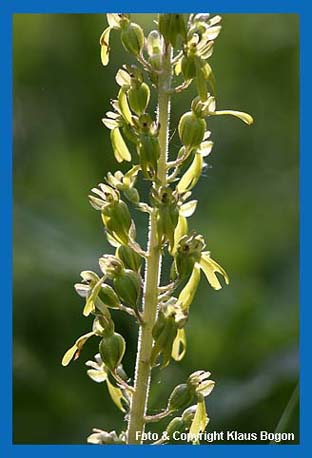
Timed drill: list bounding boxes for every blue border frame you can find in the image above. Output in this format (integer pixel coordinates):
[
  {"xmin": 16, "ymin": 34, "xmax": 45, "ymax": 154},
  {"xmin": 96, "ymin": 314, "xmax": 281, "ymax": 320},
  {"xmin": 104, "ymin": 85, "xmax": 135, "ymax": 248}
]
[{"xmin": 1, "ymin": 1, "xmax": 309, "ymax": 456}]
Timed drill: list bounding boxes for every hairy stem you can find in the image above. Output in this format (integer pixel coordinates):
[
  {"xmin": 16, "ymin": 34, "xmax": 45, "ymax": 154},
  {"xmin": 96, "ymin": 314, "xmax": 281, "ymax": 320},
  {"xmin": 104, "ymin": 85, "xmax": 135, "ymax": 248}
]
[{"xmin": 126, "ymin": 44, "xmax": 172, "ymax": 444}]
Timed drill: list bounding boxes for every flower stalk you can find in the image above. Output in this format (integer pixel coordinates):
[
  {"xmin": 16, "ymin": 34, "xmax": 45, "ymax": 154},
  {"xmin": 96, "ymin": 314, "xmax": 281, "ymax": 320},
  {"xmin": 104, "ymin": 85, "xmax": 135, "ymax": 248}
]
[
  {"xmin": 62, "ymin": 13, "xmax": 253, "ymax": 445},
  {"xmin": 127, "ymin": 43, "xmax": 172, "ymax": 444}
]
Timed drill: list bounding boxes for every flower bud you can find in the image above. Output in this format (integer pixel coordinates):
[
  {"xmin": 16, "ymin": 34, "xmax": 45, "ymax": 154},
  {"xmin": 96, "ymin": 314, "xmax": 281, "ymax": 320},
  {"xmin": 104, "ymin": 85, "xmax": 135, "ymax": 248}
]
[
  {"xmin": 120, "ymin": 22, "xmax": 144, "ymax": 57},
  {"xmin": 116, "ymin": 245, "xmax": 142, "ymax": 272},
  {"xmin": 178, "ymin": 112, "xmax": 206, "ymax": 148},
  {"xmin": 167, "ymin": 383, "xmax": 195, "ymax": 412},
  {"xmin": 99, "ymin": 332, "xmax": 126, "ymax": 372},
  {"xmin": 137, "ymin": 134, "xmax": 160, "ymax": 179},
  {"xmin": 99, "ymin": 284, "xmax": 121, "ymax": 309},
  {"xmin": 159, "ymin": 14, "xmax": 186, "ymax": 47},
  {"xmin": 102, "ymin": 200, "xmax": 132, "ymax": 245},
  {"xmin": 152, "ymin": 313, "xmax": 177, "ymax": 345},
  {"xmin": 128, "ymin": 82, "xmax": 150, "ymax": 116},
  {"xmin": 147, "ymin": 30, "xmax": 163, "ymax": 56},
  {"xmin": 113, "ymin": 269, "xmax": 141, "ymax": 309},
  {"xmin": 147, "ymin": 30, "xmax": 163, "ymax": 77}
]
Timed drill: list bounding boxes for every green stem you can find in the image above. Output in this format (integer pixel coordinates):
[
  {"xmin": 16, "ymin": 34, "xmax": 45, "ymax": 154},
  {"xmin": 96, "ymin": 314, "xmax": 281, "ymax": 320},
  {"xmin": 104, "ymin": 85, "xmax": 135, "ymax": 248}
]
[{"xmin": 126, "ymin": 44, "xmax": 172, "ymax": 445}]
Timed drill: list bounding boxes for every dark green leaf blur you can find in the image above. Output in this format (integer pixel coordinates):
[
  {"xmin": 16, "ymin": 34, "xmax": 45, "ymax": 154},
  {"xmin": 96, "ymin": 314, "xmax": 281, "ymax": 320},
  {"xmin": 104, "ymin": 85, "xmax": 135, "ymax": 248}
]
[{"xmin": 13, "ymin": 14, "xmax": 299, "ymax": 444}]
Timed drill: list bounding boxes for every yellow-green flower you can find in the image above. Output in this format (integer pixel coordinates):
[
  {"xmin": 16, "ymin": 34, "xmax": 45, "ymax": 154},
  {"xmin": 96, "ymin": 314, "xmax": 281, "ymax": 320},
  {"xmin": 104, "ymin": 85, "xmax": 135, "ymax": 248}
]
[
  {"xmin": 89, "ymin": 184, "xmax": 132, "ymax": 245},
  {"xmin": 86, "ymin": 353, "xmax": 130, "ymax": 413}
]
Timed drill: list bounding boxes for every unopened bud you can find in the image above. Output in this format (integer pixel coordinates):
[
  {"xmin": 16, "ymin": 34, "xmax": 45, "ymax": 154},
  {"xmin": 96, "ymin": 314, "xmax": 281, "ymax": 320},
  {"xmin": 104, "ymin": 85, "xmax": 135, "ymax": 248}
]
[
  {"xmin": 120, "ymin": 22, "xmax": 144, "ymax": 57},
  {"xmin": 99, "ymin": 284, "xmax": 121, "ymax": 309},
  {"xmin": 113, "ymin": 269, "xmax": 141, "ymax": 309},
  {"xmin": 178, "ymin": 112, "xmax": 206, "ymax": 148},
  {"xmin": 116, "ymin": 245, "xmax": 142, "ymax": 272},
  {"xmin": 147, "ymin": 30, "xmax": 163, "ymax": 76},
  {"xmin": 99, "ymin": 332, "xmax": 126, "ymax": 372},
  {"xmin": 101, "ymin": 200, "xmax": 132, "ymax": 245},
  {"xmin": 147, "ymin": 30, "xmax": 163, "ymax": 56},
  {"xmin": 167, "ymin": 383, "xmax": 195, "ymax": 412},
  {"xmin": 128, "ymin": 82, "xmax": 150, "ymax": 115}
]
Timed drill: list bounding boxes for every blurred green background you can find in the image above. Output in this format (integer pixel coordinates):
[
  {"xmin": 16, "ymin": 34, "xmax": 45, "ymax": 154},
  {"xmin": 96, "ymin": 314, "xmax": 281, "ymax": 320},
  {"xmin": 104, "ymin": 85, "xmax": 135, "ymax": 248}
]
[{"xmin": 13, "ymin": 14, "xmax": 299, "ymax": 444}]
